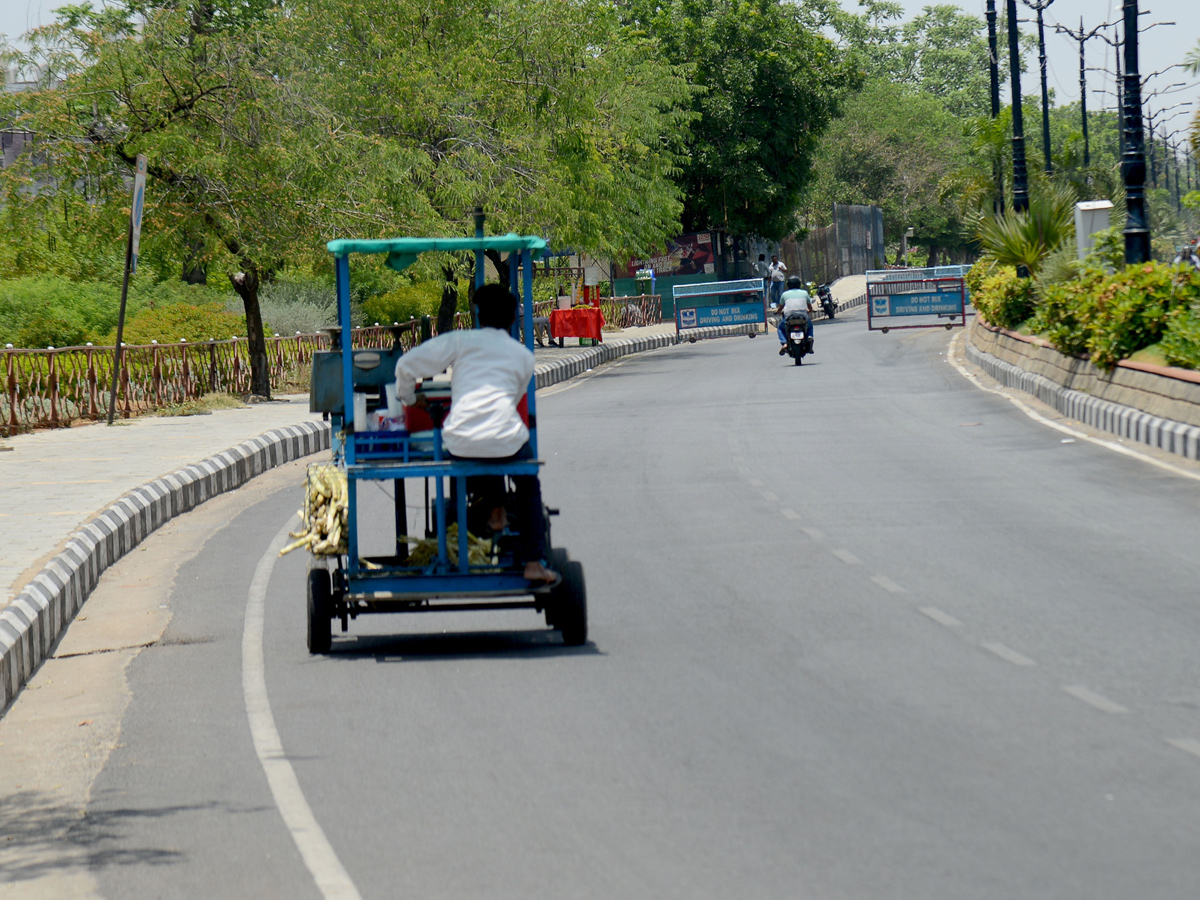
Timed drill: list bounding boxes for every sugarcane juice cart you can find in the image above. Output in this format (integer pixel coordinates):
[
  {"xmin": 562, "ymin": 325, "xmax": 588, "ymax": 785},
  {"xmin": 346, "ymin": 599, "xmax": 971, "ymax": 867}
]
[{"xmin": 303, "ymin": 233, "xmax": 587, "ymax": 653}]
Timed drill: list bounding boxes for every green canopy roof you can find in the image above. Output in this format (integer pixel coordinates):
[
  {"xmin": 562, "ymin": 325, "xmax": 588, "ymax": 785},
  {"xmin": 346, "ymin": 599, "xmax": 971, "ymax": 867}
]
[{"xmin": 327, "ymin": 234, "xmax": 548, "ymax": 273}]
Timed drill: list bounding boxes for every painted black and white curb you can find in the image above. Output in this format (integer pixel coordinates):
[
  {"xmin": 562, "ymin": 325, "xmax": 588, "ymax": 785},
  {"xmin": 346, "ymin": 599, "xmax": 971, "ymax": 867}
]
[
  {"xmin": 965, "ymin": 339, "xmax": 1200, "ymax": 462},
  {"xmin": 0, "ymin": 422, "xmax": 331, "ymax": 712},
  {"xmin": 0, "ymin": 326, "xmax": 753, "ymax": 714}
]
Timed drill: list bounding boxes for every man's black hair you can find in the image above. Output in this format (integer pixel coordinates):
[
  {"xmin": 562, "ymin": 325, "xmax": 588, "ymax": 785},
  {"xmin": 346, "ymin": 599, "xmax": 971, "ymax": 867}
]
[{"xmin": 474, "ymin": 283, "xmax": 518, "ymax": 329}]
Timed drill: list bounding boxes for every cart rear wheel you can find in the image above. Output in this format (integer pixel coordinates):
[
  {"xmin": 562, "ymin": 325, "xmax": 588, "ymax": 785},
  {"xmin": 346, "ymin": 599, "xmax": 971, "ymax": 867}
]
[
  {"xmin": 307, "ymin": 568, "xmax": 333, "ymax": 654},
  {"xmin": 544, "ymin": 548, "xmax": 570, "ymax": 629},
  {"xmin": 553, "ymin": 560, "xmax": 587, "ymax": 647}
]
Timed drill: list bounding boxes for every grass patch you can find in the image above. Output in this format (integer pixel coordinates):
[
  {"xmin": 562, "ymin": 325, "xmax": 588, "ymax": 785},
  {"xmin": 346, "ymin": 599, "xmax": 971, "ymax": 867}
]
[
  {"xmin": 1127, "ymin": 343, "xmax": 1171, "ymax": 367},
  {"xmin": 153, "ymin": 392, "xmax": 247, "ymax": 417}
]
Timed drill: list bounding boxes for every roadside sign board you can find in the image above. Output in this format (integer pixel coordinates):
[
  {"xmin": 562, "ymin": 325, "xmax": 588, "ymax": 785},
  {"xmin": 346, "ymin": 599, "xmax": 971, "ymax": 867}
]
[
  {"xmin": 130, "ymin": 154, "xmax": 147, "ymax": 273},
  {"xmin": 673, "ymin": 277, "xmax": 767, "ymax": 340},
  {"xmin": 866, "ymin": 268, "xmax": 968, "ymax": 333}
]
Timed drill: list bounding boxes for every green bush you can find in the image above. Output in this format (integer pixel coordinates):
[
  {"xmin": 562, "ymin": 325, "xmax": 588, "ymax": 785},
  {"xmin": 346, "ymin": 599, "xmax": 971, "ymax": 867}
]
[
  {"xmin": 105, "ymin": 302, "xmax": 267, "ymax": 345},
  {"xmin": 358, "ymin": 279, "xmax": 467, "ymax": 326},
  {"xmin": 0, "ymin": 274, "xmax": 236, "ymax": 348},
  {"xmin": 971, "ymin": 265, "xmax": 1037, "ymax": 330},
  {"xmin": 1034, "ymin": 262, "xmax": 1200, "ymax": 369}
]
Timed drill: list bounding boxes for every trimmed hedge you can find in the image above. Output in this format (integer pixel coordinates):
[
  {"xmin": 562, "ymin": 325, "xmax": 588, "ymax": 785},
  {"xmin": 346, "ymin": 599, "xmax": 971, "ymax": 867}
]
[{"xmin": 970, "ymin": 259, "xmax": 1200, "ymax": 371}]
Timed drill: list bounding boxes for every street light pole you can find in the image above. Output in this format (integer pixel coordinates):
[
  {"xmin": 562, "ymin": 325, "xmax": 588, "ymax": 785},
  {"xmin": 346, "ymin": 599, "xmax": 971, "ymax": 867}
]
[
  {"xmin": 1007, "ymin": 0, "xmax": 1030, "ymax": 214},
  {"xmin": 1121, "ymin": 0, "xmax": 1151, "ymax": 265},
  {"xmin": 1022, "ymin": 0, "xmax": 1056, "ymax": 175},
  {"xmin": 987, "ymin": 0, "xmax": 1004, "ymax": 214}
]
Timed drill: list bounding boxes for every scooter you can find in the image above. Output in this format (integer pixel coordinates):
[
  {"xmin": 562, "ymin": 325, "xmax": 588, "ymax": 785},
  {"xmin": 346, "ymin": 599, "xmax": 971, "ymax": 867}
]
[
  {"xmin": 783, "ymin": 312, "xmax": 813, "ymax": 366},
  {"xmin": 818, "ymin": 284, "xmax": 836, "ymax": 319}
]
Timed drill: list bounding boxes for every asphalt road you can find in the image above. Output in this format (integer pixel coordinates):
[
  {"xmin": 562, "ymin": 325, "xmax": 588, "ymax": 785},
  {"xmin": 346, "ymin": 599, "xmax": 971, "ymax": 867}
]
[{"xmin": 26, "ymin": 307, "xmax": 1200, "ymax": 897}]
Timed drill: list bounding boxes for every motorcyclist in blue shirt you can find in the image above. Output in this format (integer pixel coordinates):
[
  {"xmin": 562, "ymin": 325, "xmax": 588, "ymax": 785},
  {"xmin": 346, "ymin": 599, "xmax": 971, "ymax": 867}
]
[{"xmin": 773, "ymin": 275, "xmax": 814, "ymax": 355}]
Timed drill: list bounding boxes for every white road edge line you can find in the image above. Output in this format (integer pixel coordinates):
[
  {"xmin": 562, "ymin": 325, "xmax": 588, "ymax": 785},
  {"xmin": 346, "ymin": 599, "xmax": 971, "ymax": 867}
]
[
  {"xmin": 831, "ymin": 548, "xmax": 861, "ymax": 566},
  {"xmin": 1166, "ymin": 739, "xmax": 1200, "ymax": 760},
  {"xmin": 982, "ymin": 641, "xmax": 1036, "ymax": 667},
  {"xmin": 918, "ymin": 606, "xmax": 962, "ymax": 628},
  {"xmin": 244, "ymin": 521, "xmax": 363, "ymax": 900},
  {"xmin": 780, "ymin": 508, "xmax": 801, "ymax": 520},
  {"xmin": 801, "ymin": 527, "xmax": 826, "ymax": 541},
  {"xmin": 1062, "ymin": 685, "xmax": 1130, "ymax": 715},
  {"xmin": 947, "ymin": 331, "xmax": 1200, "ymax": 485},
  {"xmin": 760, "ymin": 491, "xmax": 779, "ymax": 503}
]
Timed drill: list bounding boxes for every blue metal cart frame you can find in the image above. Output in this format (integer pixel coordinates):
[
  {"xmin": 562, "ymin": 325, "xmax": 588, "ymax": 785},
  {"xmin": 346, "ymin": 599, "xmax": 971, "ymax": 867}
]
[{"xmin": 305, "ymin": 231, "xmax": 587, "ymax": 652}]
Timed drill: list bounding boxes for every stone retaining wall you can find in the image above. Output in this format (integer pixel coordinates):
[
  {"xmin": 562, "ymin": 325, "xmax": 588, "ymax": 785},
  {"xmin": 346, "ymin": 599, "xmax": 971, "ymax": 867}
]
[{"xmin": 966, "ymin": 319, "xmax": 1200, "ymax": 461}]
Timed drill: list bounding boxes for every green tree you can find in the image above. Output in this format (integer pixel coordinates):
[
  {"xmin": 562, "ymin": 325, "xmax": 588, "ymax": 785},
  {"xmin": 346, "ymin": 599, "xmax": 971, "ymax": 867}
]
[
  {"xmin": 806, "ymin": 80, "xmax": 970, "ymax": 264},
  {"xmin": 625, "ymin": 0, "xmax": 857, "ymax": 240}
]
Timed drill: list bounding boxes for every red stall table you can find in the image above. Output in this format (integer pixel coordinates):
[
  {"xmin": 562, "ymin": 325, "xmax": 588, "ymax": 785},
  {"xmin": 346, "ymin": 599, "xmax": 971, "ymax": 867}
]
[{"xmin": 548, "ymin": 307, "xmax": 605, "ymax": 346}]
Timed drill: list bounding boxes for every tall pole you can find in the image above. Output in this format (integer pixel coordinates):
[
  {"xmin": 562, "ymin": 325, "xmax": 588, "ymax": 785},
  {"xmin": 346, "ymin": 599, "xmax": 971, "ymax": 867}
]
[
  {"xmin": 987, "ymin": 0, "xmax": 1004, "ymax": 214},
  {"xmin": 1007, "ymin": 0, "xmax": 1029, "ymax": 214},
  {"xmin": 1026, "ymin": 1, "xmax": 1056, "ymax": 174},
  {"xmin": 1078, "ymin": 20, "xmax": 1090, "ymax": 168},
  {"xmin": 1122, "ymin": 0, "xmax": 1150, "ymax": 265}
]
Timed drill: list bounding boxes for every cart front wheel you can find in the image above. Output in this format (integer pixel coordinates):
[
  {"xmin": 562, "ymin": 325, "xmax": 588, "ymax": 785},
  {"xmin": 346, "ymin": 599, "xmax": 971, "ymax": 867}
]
[
  {"xmin": 553, "ymin": 559, "xmax": 587, "ymax": 647},
  {"xmin": 307, "ymin": 567, "xmax": 333, "ymax": 654}
]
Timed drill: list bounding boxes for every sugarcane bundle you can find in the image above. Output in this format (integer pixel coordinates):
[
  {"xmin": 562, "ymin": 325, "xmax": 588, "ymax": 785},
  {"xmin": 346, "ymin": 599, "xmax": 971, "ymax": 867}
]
[
  {"xmin": 280, "ymin": 464, "xmax": 348, "ymax": 557},
  {"xmin": 401, "ymin": 524, "xmax": 494, "ymax": 567}
]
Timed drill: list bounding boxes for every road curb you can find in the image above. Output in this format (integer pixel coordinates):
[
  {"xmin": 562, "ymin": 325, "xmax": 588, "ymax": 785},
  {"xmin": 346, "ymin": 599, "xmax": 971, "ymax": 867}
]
[
  {"xmin": 0, "ymin": 327, "xmax": 742, "ymax": 715},
  {"xmin": 0, "ymin": 421, "xmax": 331, "ymax": 713},
  {"xmin": 965, "ymin": 337, "xmax": 1200, "ymax": 461}
]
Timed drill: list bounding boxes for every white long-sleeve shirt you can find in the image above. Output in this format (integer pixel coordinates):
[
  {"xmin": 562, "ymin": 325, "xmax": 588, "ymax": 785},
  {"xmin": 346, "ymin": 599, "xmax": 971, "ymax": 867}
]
[{"xmin": 393, "ymin": 328, "xmax": 535, "ymax": 458}]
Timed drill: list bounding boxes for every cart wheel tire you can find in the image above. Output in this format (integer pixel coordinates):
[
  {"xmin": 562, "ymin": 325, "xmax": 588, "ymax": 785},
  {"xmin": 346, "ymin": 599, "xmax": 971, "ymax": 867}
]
[
  {"xmin": 555, "ymin": 560, "xmax": 587, "ymax": 647},
  {"xmin": 881, "ymin": 327, "xmax": 890, "ymax": 334},
  {"xmin": 544, "ymin": 548, "xmax": 570, "ymax": 628},
  {"xmin": 307, "ymin": 568, "xmax": 333, "ymax": 654},
  {"xmin": 748, "ymin": 333, "xmax": 756, "ymax": 339}
]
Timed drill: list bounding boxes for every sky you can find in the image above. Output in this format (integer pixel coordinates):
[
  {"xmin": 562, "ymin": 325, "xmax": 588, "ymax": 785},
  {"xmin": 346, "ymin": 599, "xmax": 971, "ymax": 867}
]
[{"xmin": 2, "ymin": 0, "xmax": 1197, "ymax": 134}]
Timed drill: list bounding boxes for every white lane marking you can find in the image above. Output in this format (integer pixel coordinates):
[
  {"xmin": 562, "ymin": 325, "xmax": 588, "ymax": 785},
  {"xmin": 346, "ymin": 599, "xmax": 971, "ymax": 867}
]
[
  {"xmin": 244, "ymin": 522, "xmax": 363, "ymax": 900},
  {"xmin": 1062, "ymin": 685, "xmax": 1129, "ymax": 715},
  {"xmin": 760, "ymin": 491, "xmax": 779, "ymax": 503},
  {"xmin": 830, "ymin": 548, "xmax": 861, "ymax": 566},
  {"xmin": 1166, "ymin": 739, "xmax": 1200, "ymax": 760},
  {"xmin": 802, "ymin": 527, "xmax": 826, "ymax": 541},
  {"xmin": 747, "ymin": 478, "xmax": 765, "ymax": 488},
  {"xmin": 780, "ymin": 508, "xmax": 801, "ymax": 520},
  {"xmin": 918, "ymin": 606, "xmax": 962, "ymax": 628},
  {"xmin": 871, "ymin": 575, "xmax": 907, "ymax": 594},
  {"xmin": 948, "ymin": 332, "xmax": 1200, "ymax": 485},
  {"xmin": 982, "ymin": 642, "xmax": 1036, "ymax": 667}
]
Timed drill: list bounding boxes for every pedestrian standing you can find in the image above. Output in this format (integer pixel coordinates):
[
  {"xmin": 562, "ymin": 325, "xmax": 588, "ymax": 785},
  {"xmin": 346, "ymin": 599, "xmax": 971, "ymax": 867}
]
[{"xmin": 768, "ymin": 255, "xmax": 787, "ymax": 307}]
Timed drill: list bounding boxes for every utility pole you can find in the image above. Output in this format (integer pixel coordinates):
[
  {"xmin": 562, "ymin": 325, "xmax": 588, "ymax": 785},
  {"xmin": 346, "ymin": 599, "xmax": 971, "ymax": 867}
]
[
  {"xmin": 1021, "ymin": 0, "xmax": 1056, "ymax": 175},
  {"xmin": 986, "ymin": 0, "xmax": 1004, "ymax": 214},
  {"xmin": 1054, "ymin": 18, "xmax": 1112, "ymax": 169},
  {"xmin": 1007, "ymin": 0, "xmax": 1029, "ymax": 214},
  {"xmin": 1121, "ymin": 0, "xmax": 1150, "ymax": 265}
]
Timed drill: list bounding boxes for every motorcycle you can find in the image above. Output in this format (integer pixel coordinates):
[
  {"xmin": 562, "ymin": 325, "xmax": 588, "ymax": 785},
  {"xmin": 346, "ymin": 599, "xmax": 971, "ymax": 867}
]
[
  {"xmin": 783, "ymin": 312, "xmax": 813, "ymax": 366},
  {"xmin": 818, "ymin": 284, "xmax": 836, "ymax": 319}
]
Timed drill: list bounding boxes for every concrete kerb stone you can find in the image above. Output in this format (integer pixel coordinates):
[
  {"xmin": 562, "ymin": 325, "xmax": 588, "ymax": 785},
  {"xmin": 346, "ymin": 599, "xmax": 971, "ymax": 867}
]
[
  {"xmin": 966, "ymin": 337, "xmax": 1200, "ymax": 463},
  {"xmin": 0, "ymin": 418, "xmax": 331, "ymax": 715},
  {"xmin": 0, "ymin": 325, "xmax": 727, "ymax": 716}
]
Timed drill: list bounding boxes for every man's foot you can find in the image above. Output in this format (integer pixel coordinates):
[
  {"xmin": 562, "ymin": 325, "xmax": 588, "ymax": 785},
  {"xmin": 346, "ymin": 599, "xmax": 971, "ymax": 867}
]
[
  {"xmin": 779, "ymin": 345, "xmax": 787, "ymax": 356},
  {"xmin": 488, "ymin": 507, "xmax": 508, "ymax": 531},
  {"xmin": 524, "ymin": 560, "xmax": 560, "ymax": 585}
]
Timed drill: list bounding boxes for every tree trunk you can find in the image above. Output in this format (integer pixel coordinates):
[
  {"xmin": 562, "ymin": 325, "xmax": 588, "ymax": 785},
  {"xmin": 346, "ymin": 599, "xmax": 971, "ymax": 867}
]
[
  {"xmin": 484, "ymin": 248, "xmax": 510, "ymax": 291},
  {"xmin": 926, "ymin": 245, "xmax": 941, "ymax": 268},
  {"xmin": 182, "ymin": 236, "xmax": 207, "ymax": 285},
  {"xmin": 436, "ymin": 263, "xmax": 458, "ymax": 336},
  {"xmin": 230, "ymin": 264, "xmax": 271, "ymax": 399}
]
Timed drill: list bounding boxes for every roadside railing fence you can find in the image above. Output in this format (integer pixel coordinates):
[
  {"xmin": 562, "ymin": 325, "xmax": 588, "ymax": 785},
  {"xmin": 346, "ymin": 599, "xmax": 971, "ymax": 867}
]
[{"xmin": 2, "ymin": 313, "xmax": 470, "ymax": 436}]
